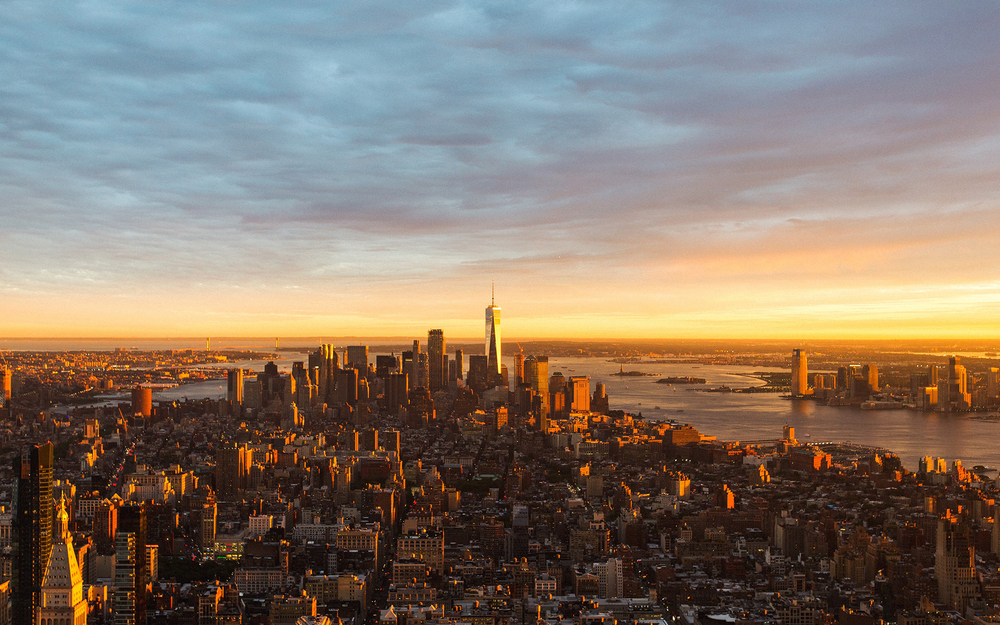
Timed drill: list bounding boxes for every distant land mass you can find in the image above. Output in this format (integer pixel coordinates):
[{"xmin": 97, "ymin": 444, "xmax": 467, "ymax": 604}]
[{"xmin": 656, "ymin": 376, "xmax": 707, "ymax": 384}]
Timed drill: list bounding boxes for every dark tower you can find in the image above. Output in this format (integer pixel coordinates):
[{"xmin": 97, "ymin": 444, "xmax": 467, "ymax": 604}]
[
  {"xmin": 12, "ymin": 442, "xmax": 54, "ymax": 624},
  {"xmin": 115, "ymin": 503, "xmax": 147, "ymax": 624},
  {"xmin": 428, "ymin": 329, "xmax": 446, "ymax": 391}
]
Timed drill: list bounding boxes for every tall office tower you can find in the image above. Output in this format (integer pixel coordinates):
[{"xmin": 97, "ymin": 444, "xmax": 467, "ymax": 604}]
[
  {"xmin": 216, "ymin": 443, "xmax": 249, "ymax": 501},
  {"xmin": 227, "ymin": 368, "xmax": 244, "ymax": 404},
  {"xmin": 411, "ymin": 341, "xmax": 422, "ymax": 390},
  {"xmin": 417, "ymin": 352, "xmax": 429, "ymax": 389},
  {"xmin": 549, "ymin": 372, "xmax": 566, "ymax": 395},
  {"xmin": 195, "ymin": 497, "xmax": 217, "ymax": 551},
  {"xmin": 346, "ymin": 346, "xmax": 369, "ymax": 371},
  {"xmin": 592, "ymin": 383, "xmax": 609, "ymax": 414},
  {"xmin": 836, "ymin": 366, "xmax": 849, "ymax": 390},
  {"xmin": 939, "ymin": 356, "xmax": 971, "ymax": 412},
  {"xmin": 381, "ymin": 429, "xmax": 401, "ymax": 455},
  {"xmin": 428, "ymin": 330, "xmax": 446, "ymax": 391},
  {"xmin": 454, "ymin": 349, "xmax": 463, "ymax": 381},
  {"xmin": 12, "ymin": 442, "xmax": 54, "ymax": 625},
  {"xmin": 131, "ymin": 386, "xmax": 152, "ymax": 417},
  {"xmin": 401, "ymin": 351, "xmax": 415, "ymax": 391},
  {"xmin": 114, "ymin": 504, "xmax": 147, "ymax": 625},
  {"xmin": 94, "ymin": 498, "xmax": 118, "ymax": 552},
  {"xmin": 312, "ymin": 344, "xmax": 339, "ymax": 402},
  {"xmin": 988, "ymin": 368, "xmax": 1000, "ymax": 403},
  {"xmin": 466, "ymin": 355, "xmax": 489, "ymax": 393},
  {"xmin": 336, "ymin": 368, "xmax": 359, "ymax": 406},
  {"xmin": 1, "ymin": 366, "xmax": 11, "ymax": 403},
  {"xmin": 375, "ymin": 355, "xmax": 400, "ymax": 378},
  {"xmin": 386, "ymin": 373, "xmax": 408, "ymax": 412},
  {"xmin": 862, "ymin": 364, "xmax": 879, "ymax": 392},
  {"xmin": 568, "ymin": 376, "xmax": 591, "ymax": 412},
  {"xmin": 523, "ymin": 356, "xmax": 549, "ymax": 420},
  {"xmin": 936, "ymin": 518, "xmax": 977, "ymax": 611},
  {"xmin": 514, "ymin": 353, "xmax": 524, "ymax": 386},
  {"xmin": 790, "ymin": 349, "xmax": 808, "ymax": 396},
  {"xmin": 37, "ymin": 496, "xmax": 87, "ymax": 625},
  {"xmin": 485, "ymin": 293, "xmax": 501, "ymax": 379},
  {"xmin": 242, "ymin": 379, "xmax": 262, "ymax": 411}
]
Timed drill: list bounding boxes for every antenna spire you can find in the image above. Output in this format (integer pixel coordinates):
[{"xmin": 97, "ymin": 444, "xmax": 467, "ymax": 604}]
[{"xmin": 492, "ymin": 281, "xmax": 495, "ymax": 306}]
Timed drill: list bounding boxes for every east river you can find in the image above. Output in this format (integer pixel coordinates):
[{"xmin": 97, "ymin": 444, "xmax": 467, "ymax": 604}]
[{"xmin": 135, "ymin": 353, "xmax": 1000, "ymax": 473}]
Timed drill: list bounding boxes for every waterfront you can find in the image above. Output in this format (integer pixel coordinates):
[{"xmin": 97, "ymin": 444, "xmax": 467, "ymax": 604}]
[{"xmin": 138, "ymin": 352, "xmax": 1000, "ymax": 473}]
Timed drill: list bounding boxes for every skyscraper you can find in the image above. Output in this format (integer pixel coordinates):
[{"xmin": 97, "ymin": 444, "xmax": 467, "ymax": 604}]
[
  {"xmin": 486, "ymin": 290, "xmax": 501, "ymax": 380},
  {"xmin": 428, "ymin": 330, "xmax": 446, "ymax": 391},
  {"xmin": 12, "ymin": 442, "xmax": 54, "ymax": 624},
  {"xmin": 312, "ymin": 344, "xmax": 339, "ymax": 402},
  {"xmin": 114, "ymin": 504, "xmax": 147, "ymax": 625},
  {"xmin": 346, "ymin": 345, "xmax": 369, "ymax": 371},
  {"xmin": 454, "ymin": 349, "xmax": 463, "ymax": 381},
  {"xmin": 216, "ymin": 442, "xmax": 250, "ymax": 501},
  {"xmin": 1, "ymin": 366, "xmax": 11, "ymax": 404},
  {"xmin": 790, "ymin": 349, "xmax": 808, "ymax": 396},
  {"xmin": 227, "ymin": 368, "xmax": 244, "ymax": 404},
  {"xmin": 939, "ymin": 356, "xmax": 971, "ymax": 412}
]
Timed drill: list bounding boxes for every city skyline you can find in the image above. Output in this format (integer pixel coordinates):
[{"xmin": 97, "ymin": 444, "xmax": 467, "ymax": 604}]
[{"xmin": 5, "ymin": 3, "xmax": 1000, "ymax": 339}]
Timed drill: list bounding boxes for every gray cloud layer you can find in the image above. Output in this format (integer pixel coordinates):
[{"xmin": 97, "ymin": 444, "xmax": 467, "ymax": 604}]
[{"xmin": 3, "ymin": 1, "xmax": 1000, "ymax": 334}]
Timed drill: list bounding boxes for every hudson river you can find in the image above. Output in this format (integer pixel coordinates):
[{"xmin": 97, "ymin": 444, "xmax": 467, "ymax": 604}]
[{"xmin": 139, "ymin": 353, "xmax": 1000, "ymax": 473}]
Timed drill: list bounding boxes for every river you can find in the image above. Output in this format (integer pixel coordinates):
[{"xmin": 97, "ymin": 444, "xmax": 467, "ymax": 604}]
[{"xmin": 135, "ymin": 352, "xmax": 1000, "ymax": 472}]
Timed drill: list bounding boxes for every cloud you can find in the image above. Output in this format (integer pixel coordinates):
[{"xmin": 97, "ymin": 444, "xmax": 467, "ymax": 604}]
[{"xmin": 2, "ymin": 0, "xmax": 1000, "ymax": 336}]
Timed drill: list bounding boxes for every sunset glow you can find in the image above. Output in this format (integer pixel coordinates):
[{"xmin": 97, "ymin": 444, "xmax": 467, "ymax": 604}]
[{"xmin": 3, "ymin": 2, "xmax": 1000, "ymax": 338}]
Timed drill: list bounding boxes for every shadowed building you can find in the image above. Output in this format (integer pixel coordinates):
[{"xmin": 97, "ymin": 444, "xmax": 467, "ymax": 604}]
[
  {"xmin": 428, "ymin": 330, "xmax": 447, "ymax": 391},
  {"xmin": 114, "ymin": 503, "xmax": 147, "ymax": 625},
  {"xmin": 227, "ymin": 368, "xmax": 244, "ymax": 404},
  {"xmin": 12, "ymin": 442, "xmax": 54, "ymax": 624}
]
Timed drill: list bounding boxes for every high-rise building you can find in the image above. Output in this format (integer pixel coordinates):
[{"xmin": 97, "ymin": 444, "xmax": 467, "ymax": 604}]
[
  {"xmin": 1, "ymin": 367, "xmax": 11, "ymax": 404},
  {"xmin": 114, "ymin": 504, "xmax": 147, "ymax": 625},
  {"xmin": 428, "ymin": 330, "xmax": 446, "ymax": 391},
  {"xmin": 410, "ymin": 341, "xmax": 423, "ymax": 390},
  {"xmin": 12, "ymin": 442, "xmax": 54, "ymax": 624},
  {"xmin": 790, "ymin": 350, "xmax": 808, "ymax": 396},
  {"xmin": 939, "ymin": 356, "xmax": 971, "ymax": 412},
  {"xmin": 312, "ymin": 344, "xmax": 339, "ymax": 402},
  {"xmin": 375, "ymin": 355, "xmax": 400, "ymax": 378},
  {"xmin": 216, "ymin": 443, "xmax": 250, "ymax": 501},
  {"xmin": 524, "ymin": 356, "xmax": 549, "ymax": 421},
  {"xmin": 485, "ymin": 293, "xmax": 501, "ymax": 380},
  {"xmin": 417, "ymin": 352, "xmax": 429, "ymax": 390},
  {"xmin": 862, "ymin": 364, "xmax": 879, "ymax": 392},
  {"xmin": 227, "ymin": 368, "xmax": 244, "ymax": 404},
  {"xmin": 346, "ymin": 346, "xmax": 369, "ymax": 371},
  {"xmin": 454, "ymin": 349, "xmax": 463, "ymax": 381},
  {"xmin": 37, "ymin": 496, "xmax": 87, "ymax": 625},
  {"xmin": 568, "ymin": 376, "xmax": 591, "ymax": 412},
  {"xmin": 467, "ymin": 355, "xmax": 489, "ymax": 393},
  {"xmin": 936, "ymin": 518, "xmax": 978, "ymax": 612},
  {"xmin": 401, "ymin": 351, "xmax": 415, "ymax": 391}
]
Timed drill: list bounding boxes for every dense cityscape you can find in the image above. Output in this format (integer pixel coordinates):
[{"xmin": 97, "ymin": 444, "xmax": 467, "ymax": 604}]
[{"xmin": 2, "ymin": 303, "xmax": 1000, "ymax": 625}]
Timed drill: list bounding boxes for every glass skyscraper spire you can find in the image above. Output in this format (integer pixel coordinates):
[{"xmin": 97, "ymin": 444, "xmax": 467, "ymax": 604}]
[{"xmin": 486, "ymin": 286, "xmax": 501, "ymax": 376}]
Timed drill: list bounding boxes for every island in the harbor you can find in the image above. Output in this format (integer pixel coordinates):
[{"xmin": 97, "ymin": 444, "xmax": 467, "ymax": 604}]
[{"xmin": 656, "ymin": 376, "xmax": 707, "ymax": 384}]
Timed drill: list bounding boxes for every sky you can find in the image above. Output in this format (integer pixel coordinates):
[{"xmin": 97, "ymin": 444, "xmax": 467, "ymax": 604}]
[{"xmin": 3, "ymin": 1, "xmax": 1000, "ymax": 340}]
